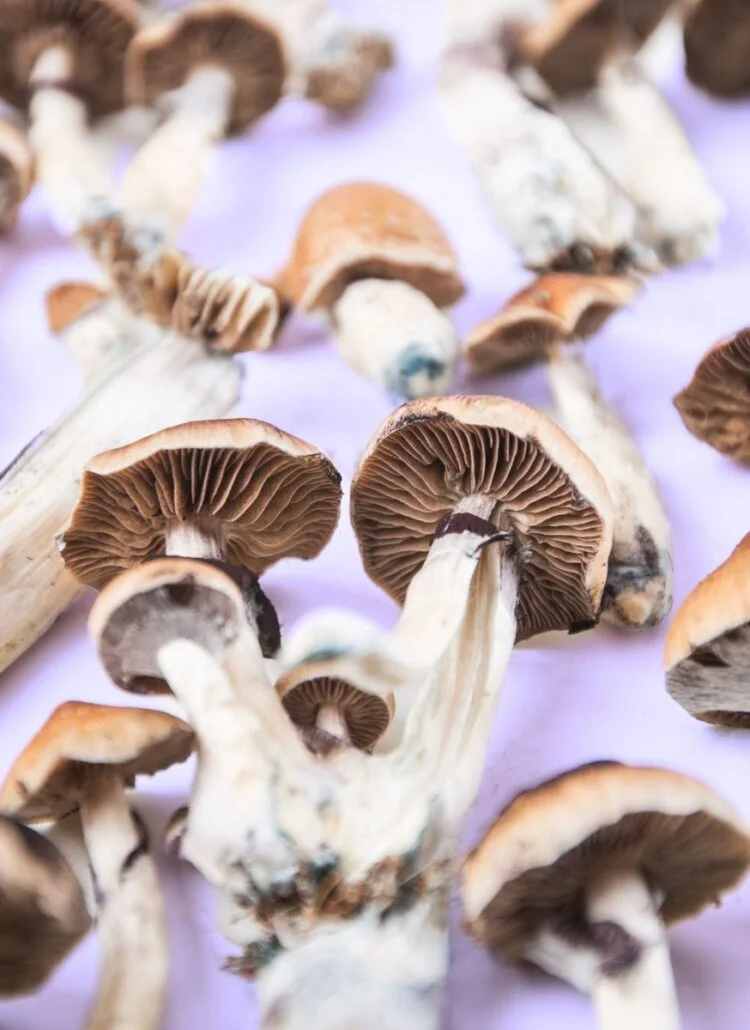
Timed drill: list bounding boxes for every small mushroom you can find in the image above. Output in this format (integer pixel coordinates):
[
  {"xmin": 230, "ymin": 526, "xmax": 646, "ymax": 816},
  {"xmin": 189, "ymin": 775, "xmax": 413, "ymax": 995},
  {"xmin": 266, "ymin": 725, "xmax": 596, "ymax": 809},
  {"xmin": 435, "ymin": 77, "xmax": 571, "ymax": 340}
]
[
  {"xmin": 0, "ymin": 117, "xmax": 33, "ymax": 233},
  {"xmin": 665, "ymin": 534, "xmax": 750, "ymax": 727},
  {"xmin": 684, "ymin": 0, "xmax": 750, "ymax": 99},
  {"xmin": 0, "ymin": 701, "xmax": 194, "ymax": 1030},
  {"xmin": 0, "ymin": 815, "xmax": 91, "ymax": 997},
  {"xmin": 280, "ymin": 181, "xmax": 465, "ymax": 398},
  {"xmin": 673, "ymin": 328, "xmax": 750, "ymax": 460},
  {"xmin": 462, "ymin": 761, "xmax": 750, "ymax": 1030},
  {"xmin": 123, "ymin": 1, "xmax": 286, "ymax": 248}
]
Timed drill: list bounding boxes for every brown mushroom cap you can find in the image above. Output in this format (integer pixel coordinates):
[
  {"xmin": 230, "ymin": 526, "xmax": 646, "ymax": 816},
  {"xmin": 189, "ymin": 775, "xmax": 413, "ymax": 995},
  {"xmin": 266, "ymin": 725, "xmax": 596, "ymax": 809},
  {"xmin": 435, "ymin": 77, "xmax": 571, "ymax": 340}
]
[
  {"xmin": 0, "ymin": 0, "xmax": 139, "ymax": 118},
  {"xmin": 277, "ymin": 665, "xmax": 395, "ymax": 752},
  {"xmin": 0, "ymin": 815, "xmax": 92, "ymax": 997},
  {"xmin": 46, "ymin": 281, "xmax": 109, "ymax": 335},
  {"xmin": 281, "ymin": 181, "xmax": 465, "ymax": 313},
  {"xmin": 89, "ymin": 557, "xmax": 250, "ymax": 695},
  {"xmin": 673, "ymin": 329, "xmax": 750, "ymax": 460},
  {"xmin": 59, "ymin": 418, "xmax": 342, "ymax": 590},
  {"xmin": 466, "ymin": 274, "xmax": 640, "ymax": 375},
  {"xmin": 684, "ymin": 0, "xmax": 750, "ymax": 99},
  {"xmin": 350, "ymin": 395, "xmax": 613, "ymax": 641},
  {"xmin": 126, "ymin": 1, "xmax": 286, "ymax": 136},
  {"xmin": 462, "ymin": 761, "xmax": 750, "ymax": 961},
  {"xmin": 665, "ymin": 534, "xmax": 750, "ymax": 728},
  {"xmin": 0, "ymin": 701, "xmax": 195, "ymax": 822}
]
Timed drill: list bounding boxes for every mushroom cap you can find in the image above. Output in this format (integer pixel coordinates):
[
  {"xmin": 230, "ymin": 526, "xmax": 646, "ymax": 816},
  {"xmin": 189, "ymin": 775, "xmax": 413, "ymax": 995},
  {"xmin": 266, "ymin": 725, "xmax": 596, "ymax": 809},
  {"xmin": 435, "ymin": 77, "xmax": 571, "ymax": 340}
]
[
  {"xmin": 89, "ymin": 557, "xmax": 250, "ymax": 695},
  {"xmin": 0, "ymin": 701, "xmax": 195, "ymax": 822},
  {"xmin": 281, "ymin": 181, "xmax": 465, "ymax": 313},
  {"xmin": 684, "ymin": 0, "xmax": 750, "ymax": 99},
  {"xmin": 59, "ymin": 418, "xmax": 342, "ymax": 590},
  {"xmin": 465, "ymin": 274, "xmax": 640, "ymax": 375},
  {"xmin": 0, "ymin": 815, "xmax": 91, "ymax": 997},
  {"xmin": 46, "ymin": 281, "xmax": 108, "ymax": 335},
  {"xmin": 665, "ymin": 534, "xmax": 750, "ymax": 727},
  {"xmin": 0, "ymin": 0, "xmax": 139, "ymax": 118},
  {"xmin": 126, "ymin": 1, "xmax": 286, "ymax": 136},
  {"xmin": 673, "ymin": 328, "xmax": 750, "ymax": 460},
  {"xmin": 462, "ymin": 761, "xmax": 750, "ymax": 961},
  {"xmin": 350, "ymin": 395, "xmax": 613, "ymax": 641},
  {"xmin": 0, "ymin": 117, "xmax": 33, "ymax": 227},
  {"xmin": 277, "ymin": 664, "xmax": 394, "ymax": 752},
  {"xmin": 520, "ymin": 0, "xmax": 673, "ymax": 97}
]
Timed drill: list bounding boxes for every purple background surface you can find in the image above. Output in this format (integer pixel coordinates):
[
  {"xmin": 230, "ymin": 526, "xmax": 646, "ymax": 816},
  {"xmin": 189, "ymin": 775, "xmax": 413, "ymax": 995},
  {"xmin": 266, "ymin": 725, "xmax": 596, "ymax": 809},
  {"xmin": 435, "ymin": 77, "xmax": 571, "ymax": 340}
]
[{"xmin": 2, "ymin": 2, "xmax": 750, "ymax": 1027}]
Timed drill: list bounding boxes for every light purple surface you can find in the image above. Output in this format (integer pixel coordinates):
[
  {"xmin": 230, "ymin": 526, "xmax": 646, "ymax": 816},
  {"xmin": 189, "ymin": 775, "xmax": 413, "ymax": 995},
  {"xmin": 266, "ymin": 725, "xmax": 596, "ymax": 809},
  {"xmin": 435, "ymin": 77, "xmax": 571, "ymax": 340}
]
[{"xmin": 2, "ymin": 2, "xmax": 750, "ymax": 1027}]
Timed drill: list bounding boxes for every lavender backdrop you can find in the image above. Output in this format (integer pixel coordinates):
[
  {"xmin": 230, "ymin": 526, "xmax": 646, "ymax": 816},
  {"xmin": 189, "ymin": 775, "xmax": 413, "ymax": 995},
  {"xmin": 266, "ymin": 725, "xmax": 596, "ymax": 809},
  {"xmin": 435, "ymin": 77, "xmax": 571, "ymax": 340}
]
[{"xmin": 1, "ymin": 1, "xmax": 750, "ymax": 1027}]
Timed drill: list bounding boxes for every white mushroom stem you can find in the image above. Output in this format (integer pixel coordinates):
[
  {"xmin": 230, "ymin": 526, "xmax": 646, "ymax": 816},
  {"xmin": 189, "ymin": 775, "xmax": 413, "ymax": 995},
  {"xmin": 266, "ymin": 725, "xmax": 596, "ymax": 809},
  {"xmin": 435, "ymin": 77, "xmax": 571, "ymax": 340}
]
[
  {"xmin": 79, "ymin": 774, "xmax": 167, "ymax": 1030},
  {"xmin": 165, "ymin": 522, "xmax": 224, "ymax": 560},
  {"xmin": 121, "ymin": 66, "xmax": 235, "ymax": 251},
  {"xmin": 586, "ymin": 868, "xmax": 680, "ymax": 1030},
  {"xmin": 546, "ymin": 346, "xmax": 673, "ymax": 628},
  {"xmin": 28, "ymin": 48, "xmax": 114, "ymax": 233},
  {"xmin": 0, "ymin": 319, "xmax": 241, "ymax": 675},
  {"xmin": 58, "ymin": 297, "xmax": 134, "ymax": 383},
  {"xmin": 332, "ymin": 279, "xmax": 458, "ymax": 399},
  {"xmin": 317, "ymin": 703, "xmax": 350, "ymax": 743}
]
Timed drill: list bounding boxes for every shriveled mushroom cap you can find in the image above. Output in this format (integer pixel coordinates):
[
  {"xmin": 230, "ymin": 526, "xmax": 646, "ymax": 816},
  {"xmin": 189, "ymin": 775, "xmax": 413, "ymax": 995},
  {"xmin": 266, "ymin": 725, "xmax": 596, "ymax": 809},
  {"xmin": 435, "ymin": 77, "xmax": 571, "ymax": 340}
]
[
  {"xmin": 277, "ymin": 664, "xmax": 394, "ymax": 753},
  {"xmin": 665, "ymin": 534, "xmax": 750, "ymax": 727},
  {"xmin": 466, "ymin": 274, "xmax": 640, "ymax": 375},
  {"xmin": 351, "ymin": 395, "xmax": 613, "ymax": 641},
  {"xmin": 684, "ymin": 0, "xmax": 750, "ymax": 99},
  {"xmin": 281, "ymin": 181, "xmax": 465, "ymax": 313},
  {"xmin": 0, "ymin": 816, "xmax": 91, "ymax": 997},
  {"xmin": 462, "ymin": 761, "xmax": 750, "ymax": 961},
  {"xmin": 520, "ymin": 0, "xmax": 672, "ymax": 97},
  {"xmin": 0, "ymin": 0, "xmax": 139, "ymax": 118},
  {"xmin": 0, "ymin": 118, "xmax": 32, "ymax": 231},
  {"xmin": 0, "ymin": 701, "xmax": 195, "ymax": 822},
  {"xmin": 89, "ymin": 557, "xmax": 251, "ymax": 694},
  {"xmin": 673, "ymin": 328, "xmax": 750, "ymax": 460},
  {"xmin": 46, "ymin": 281, "xmax": 108, "ymax": 335},
  {"xmin": 59, "ymin": 418, "xmax": 342, "ymax": 589},
  {"xmin": 126, "ymin": 1, "xmax": 286, "ymax": 135}
]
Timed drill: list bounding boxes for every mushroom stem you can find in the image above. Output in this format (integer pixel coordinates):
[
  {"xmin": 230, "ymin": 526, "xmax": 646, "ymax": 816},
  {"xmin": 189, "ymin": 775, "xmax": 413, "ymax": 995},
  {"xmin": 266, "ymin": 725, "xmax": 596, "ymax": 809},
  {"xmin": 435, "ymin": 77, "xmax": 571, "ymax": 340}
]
[
  {"xmin": 79, "ymin": 774, "xmax": 168, "ymax": 1030},
  {"xmin": 331, "ymin": 279, "xmax": 458, "ymax": 398},
  {"xmin": 316, "ymin": 702, "xmax": 350, "ymax": 743},
  {"xmin": 28, "ymin": 48, "xmax": 114, "ymax": 233},
  {"xmin": 547, "ymin": 346, "xmax": 673, "ymax": 628},
  {"xmin": 0, "ymin": 324, "xmax": 241, "ymax": 675},
  {"xmin": 586, "ymin": 868, "xmax": 680, "ymax": 1030},
  {"xmin": 165, "ymin": 522, "xmax": 224, "ymax": 560},
  {"xmin": 121, "ymin": 66, "xmax": 235, "ymax": 251}
]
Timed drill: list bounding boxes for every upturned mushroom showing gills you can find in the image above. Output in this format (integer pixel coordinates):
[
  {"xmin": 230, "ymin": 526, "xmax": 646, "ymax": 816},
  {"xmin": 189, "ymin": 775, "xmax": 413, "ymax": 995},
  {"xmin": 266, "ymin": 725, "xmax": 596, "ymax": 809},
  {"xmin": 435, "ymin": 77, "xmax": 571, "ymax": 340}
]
[
  {"xmin": 684, "ymin": 0, "xmax": 750, "ymax": 99},
  {"xmin": 0, "ymin": 117, "xmax": 33, "ymax": 233},
  {"xmin": 122, "ymin": 1, "xmax": 286, "ymax": 251},
  {"xmin": 0, "ymin": 0, "xmax": 138, "ymax": 232},
  {"xmin": 462, "ymin": 762, "xmax": 750, "ymax": 1030},
  {"xmin": 673, "ymin": 328, "xmax": 750, "ymax": 460},
  {"xmin": 280, "ymin": 181, "xmax": 465, "ymax": 398},
  {"xmin": 0, "ymin": 702, "xmax": 194, "ymax": 1030},
  {"xmin": 665, "ymin": 535, "xmax": 750, "ymax": 727},
  {"xmin": 468, "ymin": 273, "xmax": 673, "ymax": 630},
  {"xmin": 0, "ymin": 815, "xmax": 91, "ymax": 997}
]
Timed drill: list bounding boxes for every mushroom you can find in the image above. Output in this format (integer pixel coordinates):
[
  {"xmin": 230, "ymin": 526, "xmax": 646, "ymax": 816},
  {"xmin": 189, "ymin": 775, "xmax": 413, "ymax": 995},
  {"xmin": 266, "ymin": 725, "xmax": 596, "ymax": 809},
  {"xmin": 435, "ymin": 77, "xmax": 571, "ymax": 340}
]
[
  {"xmin": 467, "ymin": 273, "xmax": 673, "ymax": 629},
  {"xmin": 281, "ymin": 181, "xmax": 465, "ymax": 398},
  {"xmin": 45, "ymin": 281, "xmax": 121, "ymax": 377},
  {"xmin": 684, "ymin": 0, "xmax": 750, "ymax": 99},
  {"xmin": 673, "ymin": 328, "xmax": 750, "ymax": 460},
  {"xmin": 0, "ymin": 0, "xmax": 138, "ymax": 231},
  {"xmin": 665, "ymin": 534, "xmax": 750, "ymax": 727},
  {"xmin": 462, "ymin": 761, "xmax": 750, "ymax": 1030},
  {"xmin": 122, "ymin": 1, "xmax": 286, "ymax": 251},
  {"xmin": 0, "ymin": 815, "xmax": 91, "ymax": 997},
  {"xmin": 0, "ymin": 116, "xmax": 33, "ymax": 233},
  {"xmin": 0, "ymin": 701, "xmax": 194, "ymax": 1029}
]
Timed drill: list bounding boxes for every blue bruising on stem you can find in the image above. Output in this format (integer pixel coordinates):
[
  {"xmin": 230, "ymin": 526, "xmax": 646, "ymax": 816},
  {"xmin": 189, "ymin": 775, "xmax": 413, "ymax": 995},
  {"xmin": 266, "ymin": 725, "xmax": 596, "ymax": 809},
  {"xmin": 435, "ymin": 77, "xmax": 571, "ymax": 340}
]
[{"xmin": 386, "ymin": 344, "xmax": 447, "ymax": 400}]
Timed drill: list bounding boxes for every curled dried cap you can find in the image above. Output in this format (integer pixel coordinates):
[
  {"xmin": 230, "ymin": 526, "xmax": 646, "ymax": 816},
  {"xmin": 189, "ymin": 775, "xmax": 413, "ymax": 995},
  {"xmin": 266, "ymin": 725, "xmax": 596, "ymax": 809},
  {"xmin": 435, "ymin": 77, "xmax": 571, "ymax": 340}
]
[
  {"xmin": 665, "ymin": 534, "xmax": 750, "ymax": 727},
  {"xmin": 466, "ymin": 273, "xmax": 640, "ymax": 375},
  {"xmin": 351, "ymin": 395, "xmax": 613, "ymax": 641},
  {"xmin": 0, "ymin": 816, "xmax": 92, "ymax": 997},
  {"xmin": 0, "ymin": 701, "xmax": 194, "ymax": 822},
  {"xmin": 126, "ymin": 1, "xmax": 287, "ymax": 135},
  {"xmin": 684, "ymin": 0, "xmax": 750, "ymax": 99},
  {"xmin": 280, "ymin": 181, "xmax": 464, "ymax": 313},
  {"xmin": 462, "ymin": 761, "xmax": 750, "ymax": 962},
  {"xmin": 0, "ymin": 118, "xmax": 32, "ymax": 232},
  {"xmin": 673, "ymin": 328, "xmax": 750, "ymax": 460},
  {"xmin": 46, "ymin": 281, "xmax": 109, "ymax": 335},
  {"xmin": 0, "ymin": 0, "xmax": 139, "ymax": 118}
]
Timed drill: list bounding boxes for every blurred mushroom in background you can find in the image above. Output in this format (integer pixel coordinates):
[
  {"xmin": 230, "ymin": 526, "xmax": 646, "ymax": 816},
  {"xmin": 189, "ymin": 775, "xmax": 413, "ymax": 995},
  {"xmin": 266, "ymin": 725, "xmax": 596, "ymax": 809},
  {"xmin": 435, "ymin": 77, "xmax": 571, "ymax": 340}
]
[
  {"xmin": 684, "ymin": 0, "xmax": 750, "ymax": 99},
  {"xmin": 0, "ymin": 117, "xmax": 33, "ymax": 233}
]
